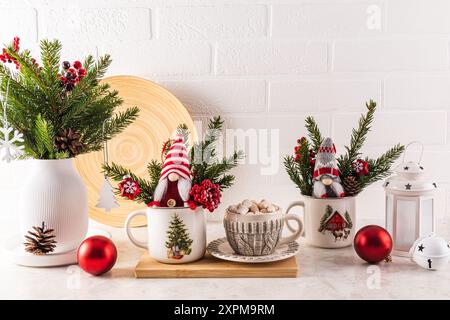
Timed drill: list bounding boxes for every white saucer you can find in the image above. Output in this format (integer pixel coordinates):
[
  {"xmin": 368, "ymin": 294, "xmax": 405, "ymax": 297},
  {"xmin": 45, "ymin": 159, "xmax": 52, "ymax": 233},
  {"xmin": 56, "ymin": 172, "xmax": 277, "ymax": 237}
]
[
  {"xmin": 1, "ymin": 228, "xmax": 111, "ymax": 267},
  {"xmin": 207, "ymin": 237, "xmax": 299, "ymax": 263}
]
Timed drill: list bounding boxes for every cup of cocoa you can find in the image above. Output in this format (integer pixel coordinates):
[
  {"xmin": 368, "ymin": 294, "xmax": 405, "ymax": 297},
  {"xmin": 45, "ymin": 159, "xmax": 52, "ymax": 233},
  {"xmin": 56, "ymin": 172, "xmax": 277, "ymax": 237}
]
[{"xmin": 223, "ymin": 199, "xmax": 303, "ymax": 256}]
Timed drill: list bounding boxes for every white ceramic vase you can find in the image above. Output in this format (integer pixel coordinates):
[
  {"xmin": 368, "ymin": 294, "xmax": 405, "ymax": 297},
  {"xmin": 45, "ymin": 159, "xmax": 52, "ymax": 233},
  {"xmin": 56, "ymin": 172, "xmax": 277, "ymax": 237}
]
[{"xmin": 19, "ymin": 159, "xmax": 89, "ymax": 254}]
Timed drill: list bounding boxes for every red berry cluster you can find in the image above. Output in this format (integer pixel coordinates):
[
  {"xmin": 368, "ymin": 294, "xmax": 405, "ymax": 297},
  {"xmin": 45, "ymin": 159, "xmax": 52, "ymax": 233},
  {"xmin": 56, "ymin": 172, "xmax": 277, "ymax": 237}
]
[
  {"xmin": 293, "ymin": 137, "xmax": 316, "ymax": 168},
  {"xmin": 0, "ymin": 37, "xmax": 20, "ymax": 69},
  {"xmin": 189, "ymin": 179, "xmax": 221, "ymax": 213},
  {"xmin": 59, "ymin": 60, "xmax": 86, "ymax": 92}
]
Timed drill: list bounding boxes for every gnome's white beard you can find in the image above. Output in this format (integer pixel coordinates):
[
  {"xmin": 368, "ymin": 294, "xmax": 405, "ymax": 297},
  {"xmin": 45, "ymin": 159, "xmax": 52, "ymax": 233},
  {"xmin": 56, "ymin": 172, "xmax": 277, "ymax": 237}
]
[{"xmin": 153, "ymin": 177, "xmax": 192, "ymax": 203}]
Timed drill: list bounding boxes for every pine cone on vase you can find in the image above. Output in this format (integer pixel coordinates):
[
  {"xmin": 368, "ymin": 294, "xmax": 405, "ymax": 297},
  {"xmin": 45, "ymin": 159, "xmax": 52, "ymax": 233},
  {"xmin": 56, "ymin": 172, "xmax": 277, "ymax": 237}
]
[
  {"xmin": 55, "ymin": 128, "xmax": 83, "ymax": 156},
  {"xmin": 24, "ymin": 222, "xmax": 57, "ymax": 255},
  {"xmin": 342, "ymin": 175, "xmax": 360, "ymax": 196}
]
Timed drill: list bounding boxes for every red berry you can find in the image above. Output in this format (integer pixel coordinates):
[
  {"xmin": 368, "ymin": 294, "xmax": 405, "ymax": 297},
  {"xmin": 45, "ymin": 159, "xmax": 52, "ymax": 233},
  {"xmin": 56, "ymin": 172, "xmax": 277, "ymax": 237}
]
[
  {"xmin": 78, "ymin": 68, "xmax": 86, "ymax": 76},
  {"xmin": 73, "ymin": 60, "xmax": 82, "ymax": 69},
  {"xmin": 13, "ymin": 37, "xmax": 20, "ymax": 51}
]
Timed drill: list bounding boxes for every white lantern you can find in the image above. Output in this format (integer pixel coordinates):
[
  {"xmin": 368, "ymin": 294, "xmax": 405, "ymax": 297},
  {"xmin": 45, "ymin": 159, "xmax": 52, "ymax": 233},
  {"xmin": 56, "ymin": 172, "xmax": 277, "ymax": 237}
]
[{"xmin": 383, "ymin": 142, "xmax": 437, "ymax": 257}]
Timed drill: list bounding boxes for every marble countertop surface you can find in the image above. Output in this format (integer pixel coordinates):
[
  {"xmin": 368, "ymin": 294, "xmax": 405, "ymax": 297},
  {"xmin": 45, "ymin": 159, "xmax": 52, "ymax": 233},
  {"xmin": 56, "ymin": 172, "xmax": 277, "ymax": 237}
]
[{"xmin": 0, "ymin": 218, "xmax": 449, "ymax": 300}]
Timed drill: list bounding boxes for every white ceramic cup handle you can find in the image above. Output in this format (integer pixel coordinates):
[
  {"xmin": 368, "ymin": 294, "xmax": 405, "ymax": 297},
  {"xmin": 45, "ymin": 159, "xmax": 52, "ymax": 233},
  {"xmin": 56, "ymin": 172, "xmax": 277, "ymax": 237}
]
[
  {"xmin": 285, "ymin": 201, "xmax": 305, "ymax": 235},
  {"xmin": 279, "ymin": 214, "xmax": 304, "ymax": 246},
  {"xmin": 125, "ymin": 210, "xmax": 147, "ymax": 249}
]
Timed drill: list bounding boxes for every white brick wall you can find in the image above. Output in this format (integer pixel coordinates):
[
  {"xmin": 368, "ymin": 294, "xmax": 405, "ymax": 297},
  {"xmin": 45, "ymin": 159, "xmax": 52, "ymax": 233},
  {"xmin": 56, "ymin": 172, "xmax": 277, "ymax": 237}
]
[{"xmin": 1, "ymin": 0, "xmax": 450, "ymax": 222}]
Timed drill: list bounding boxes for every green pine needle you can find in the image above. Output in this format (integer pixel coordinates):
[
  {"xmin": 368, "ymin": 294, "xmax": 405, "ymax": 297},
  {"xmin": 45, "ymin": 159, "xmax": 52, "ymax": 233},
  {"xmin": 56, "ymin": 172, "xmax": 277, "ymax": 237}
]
[{"xmin": 305, "ymin": 116, "xmax": 323, "ymax": 152}]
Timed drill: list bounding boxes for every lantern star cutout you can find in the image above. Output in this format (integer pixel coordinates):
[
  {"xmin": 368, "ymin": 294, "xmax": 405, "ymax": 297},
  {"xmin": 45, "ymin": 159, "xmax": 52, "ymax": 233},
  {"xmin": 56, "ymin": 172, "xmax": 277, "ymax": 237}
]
[
  {"xmin": 418, "ymin": 244, "xmax": 425, "ymax": 252},
  {"xmin": 433, "ymin": 183, "xmax": 437, "ymax": 188},
  {"xmin": 405, "ymin": 183, "xmax": 412, "ymax": 190},
  {"xmin": 404, "ymin": 166, "xmax": 409, "ymax": 170}
]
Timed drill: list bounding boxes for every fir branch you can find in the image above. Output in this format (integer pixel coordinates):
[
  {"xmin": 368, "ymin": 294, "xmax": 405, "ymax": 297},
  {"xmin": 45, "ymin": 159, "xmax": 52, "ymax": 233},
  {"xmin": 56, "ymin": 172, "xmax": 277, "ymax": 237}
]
[
  {"xmin": 189, "ymin": 116, "xmax": 242, "ymax": 191},
  {"xmin": 102, "ymin": 162, "xmax": 154, "ymax": 204},
  {"xmin": 195, "ymin": 150, "xmax": 244, "ymax": 190},
  {"xmin": 284, "ymin": 139, "xmax": 313, "ymax": 196},
  {"xmin": 305, "ymin": 116, "xmax": 323, "ymax": 152},
  {"xmin": 284, "ymin": 155, "xmax": 304, "ymax": 193},
  {"xmin": 34, "ymin": 114, "xmax": 54, "ymax": 159},
  {"xmin": 338, "ymin": 100, "xmax": 376, "ymax": 177},
  {"xmin": 348, "ymin": 100, "xmax": 376, "ymax": 160},
  {"xmin": 357, "ymin": 144, "xmax": 404, "ymax": 191},
  {"xmin": 103, "ymin": 106, "xmax": 140, "ymax": 139},
  {"xmin": 39, "ymin": 39, "xmax": 62, "ymax": 86},
  {"xmin": 215, "ymin": 174, "xmax": 235, "ymax": 190},
  {"xmin": 147, "ymin": 160, "xmax": 163, "ymax": 193},
  {"xmin": 190, "ymin": 116, "xmax": 223, "ymax": 165}
]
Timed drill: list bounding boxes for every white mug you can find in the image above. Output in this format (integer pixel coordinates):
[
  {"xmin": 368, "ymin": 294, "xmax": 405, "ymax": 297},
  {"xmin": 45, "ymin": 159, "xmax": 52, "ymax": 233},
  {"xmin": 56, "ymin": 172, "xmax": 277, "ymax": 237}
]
[
  {"xmin": 125, "ymin": 207, "xmax": 206, "ymax": 264},
  {"xmin": 286, "ymin": 196, "xmax": 356, "ymax": 248}
]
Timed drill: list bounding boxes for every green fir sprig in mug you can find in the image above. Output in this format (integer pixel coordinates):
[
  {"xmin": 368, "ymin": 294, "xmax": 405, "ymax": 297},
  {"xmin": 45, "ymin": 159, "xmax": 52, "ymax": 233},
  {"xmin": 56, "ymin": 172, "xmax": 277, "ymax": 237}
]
[
  {"xmin": 0, "ymin": 37, "xmax": 139, "ymax": 160},
  {"xmin": 284, "ymin": 100, "xmax": 405, "ymax": 197},
  {"xmin": 103, "ymin": 116, "xmax": 244, "ymax": 213}
]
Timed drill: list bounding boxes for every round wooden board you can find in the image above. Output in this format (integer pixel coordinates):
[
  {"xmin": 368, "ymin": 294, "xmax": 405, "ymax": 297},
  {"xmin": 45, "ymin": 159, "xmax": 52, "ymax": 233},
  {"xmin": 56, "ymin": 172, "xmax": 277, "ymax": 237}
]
[{"xmin": 75, "ymin": 75, "xmax": 195, "ymax": 227}]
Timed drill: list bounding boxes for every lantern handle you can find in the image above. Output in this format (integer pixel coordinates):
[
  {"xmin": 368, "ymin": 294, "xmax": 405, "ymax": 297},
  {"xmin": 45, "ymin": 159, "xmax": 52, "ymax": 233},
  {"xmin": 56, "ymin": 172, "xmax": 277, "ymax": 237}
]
[{"xmin": 403, "ymin": 141, "xmax": 424, "ymax": 164}]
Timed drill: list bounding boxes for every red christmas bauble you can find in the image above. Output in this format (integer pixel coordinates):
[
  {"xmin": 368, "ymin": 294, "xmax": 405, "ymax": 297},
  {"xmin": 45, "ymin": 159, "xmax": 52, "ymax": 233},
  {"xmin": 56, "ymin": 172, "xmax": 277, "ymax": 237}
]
[
  {"xmin": 77, "ymin": 236, "xmax": 117, "ymax": 276},
  {"xmin": 354, "ymin": 225, "xmax": 392, "ymax": 263}
]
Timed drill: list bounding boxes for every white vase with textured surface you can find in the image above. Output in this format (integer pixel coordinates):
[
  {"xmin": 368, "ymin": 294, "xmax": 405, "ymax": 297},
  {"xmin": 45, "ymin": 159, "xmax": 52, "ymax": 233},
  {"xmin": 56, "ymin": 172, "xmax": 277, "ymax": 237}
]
[{"xmin": 19, "ymin": 159, "xmax": 88, "ymax": 254}]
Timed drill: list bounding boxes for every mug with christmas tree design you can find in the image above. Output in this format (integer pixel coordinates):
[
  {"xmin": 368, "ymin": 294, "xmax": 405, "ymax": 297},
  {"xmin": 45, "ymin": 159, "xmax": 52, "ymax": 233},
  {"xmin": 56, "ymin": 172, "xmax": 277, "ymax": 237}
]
[
  {"xmin": 125, "ymin": 207, "xmax": 206, "ymax": 264},
  {"xmin": 286, "ymin": 196, "xmax": 356, "ymax": 248}
]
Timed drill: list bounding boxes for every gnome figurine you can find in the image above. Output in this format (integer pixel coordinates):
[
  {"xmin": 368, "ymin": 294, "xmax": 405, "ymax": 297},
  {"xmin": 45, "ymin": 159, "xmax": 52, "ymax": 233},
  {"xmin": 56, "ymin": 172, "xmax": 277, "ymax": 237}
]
[
  {"xmin": 152, "ymin": 134, "xmax": 192, "ymax": 207},
  {"xmin": 312, "ymin": 138, "xmax": 345, "ymax": 198}
]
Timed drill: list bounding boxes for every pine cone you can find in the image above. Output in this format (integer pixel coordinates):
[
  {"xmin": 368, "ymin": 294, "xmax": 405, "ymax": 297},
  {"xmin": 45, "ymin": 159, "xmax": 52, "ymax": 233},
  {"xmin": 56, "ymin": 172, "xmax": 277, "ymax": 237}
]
[
  {"xmin": 55, "ymin": 128, "xmax": 83, "ymax": 156},
  {"xmin": 24, "ymin": 222, "xmax": 57, "ymax": 255},
  {"xmin": 342, "ymin": 176, "xmax": 360, "ymax": 196}
]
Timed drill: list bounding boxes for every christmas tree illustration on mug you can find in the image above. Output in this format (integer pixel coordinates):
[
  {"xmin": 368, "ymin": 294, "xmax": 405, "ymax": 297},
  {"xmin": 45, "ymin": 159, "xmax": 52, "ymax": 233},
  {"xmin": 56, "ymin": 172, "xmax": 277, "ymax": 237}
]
[{"xmin": 165, "ymin": 214, "xmax": 193, "ymax": 259}]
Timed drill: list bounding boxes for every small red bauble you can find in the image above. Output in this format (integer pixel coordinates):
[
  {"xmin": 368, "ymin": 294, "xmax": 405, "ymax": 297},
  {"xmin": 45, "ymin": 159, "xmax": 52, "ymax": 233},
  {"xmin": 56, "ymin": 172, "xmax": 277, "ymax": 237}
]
[
  {"xmin": 77, "ymin": 236, "xmax": 117, "ymax": 276},
  {"xmin": 353, "ymin": 159, "xmax": 369, "ymax": 176},
  {"xmin": 354, "ymin": 225, "xmax": 392, "ymax": 263}
]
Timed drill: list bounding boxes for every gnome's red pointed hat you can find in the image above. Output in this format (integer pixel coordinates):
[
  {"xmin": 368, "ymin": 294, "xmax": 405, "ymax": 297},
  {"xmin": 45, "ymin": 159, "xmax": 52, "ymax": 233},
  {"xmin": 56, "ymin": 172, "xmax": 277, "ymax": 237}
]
[
  {"xmin": 313, "ymin": 137, "xmax": 339, "ymax": 179},
  {"xmin": 159, "ymin": 134, "xmax": 191, "ymax": 181}
]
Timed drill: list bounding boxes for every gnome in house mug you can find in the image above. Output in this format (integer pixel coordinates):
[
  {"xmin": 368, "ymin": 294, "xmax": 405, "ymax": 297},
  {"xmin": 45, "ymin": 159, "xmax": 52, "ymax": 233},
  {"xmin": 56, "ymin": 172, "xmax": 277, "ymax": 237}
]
[
  {"xmin": 284, "ymin": 102, "xmax": 404, "ymax": 249},
  {"xmin": 286, "ymin": 137, "xmax": 354, "ymax": 248}
]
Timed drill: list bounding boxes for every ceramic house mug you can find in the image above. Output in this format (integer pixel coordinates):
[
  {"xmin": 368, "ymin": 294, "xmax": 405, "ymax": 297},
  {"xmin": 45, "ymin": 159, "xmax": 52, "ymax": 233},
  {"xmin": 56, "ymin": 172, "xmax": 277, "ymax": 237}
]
[
  {"xmin": 224, "ymin": 208, "xmax": 303, "ymax": 256},
  {"xmin": 125, "ymin": 207, "xmax": 206, "ymax": 264},
  {"xmin": 286, "ymin": 196, "xmax": 356, "ymax": 248}
]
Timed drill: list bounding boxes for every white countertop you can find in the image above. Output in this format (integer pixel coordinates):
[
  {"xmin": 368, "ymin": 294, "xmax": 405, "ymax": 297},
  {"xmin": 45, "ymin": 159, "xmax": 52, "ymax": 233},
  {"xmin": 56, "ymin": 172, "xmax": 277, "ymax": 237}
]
[{"xmin": 1, "ymin": 219, "xmax": 449, "ymax": 300}]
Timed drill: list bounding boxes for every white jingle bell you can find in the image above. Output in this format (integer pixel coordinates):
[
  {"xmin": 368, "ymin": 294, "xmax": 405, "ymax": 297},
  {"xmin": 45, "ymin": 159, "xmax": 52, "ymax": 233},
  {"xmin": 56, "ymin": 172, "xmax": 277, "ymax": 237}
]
[{"xmin": 409, "ymin": 233, "xmax": 450, "ymax": 271}]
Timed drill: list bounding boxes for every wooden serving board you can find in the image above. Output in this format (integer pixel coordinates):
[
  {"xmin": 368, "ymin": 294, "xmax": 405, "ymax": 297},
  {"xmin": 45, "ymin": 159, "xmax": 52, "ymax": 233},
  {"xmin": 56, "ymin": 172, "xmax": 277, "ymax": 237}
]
[{"xmin": 135, "ymin": 253, "xmax": 298, "ymax": 278}]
